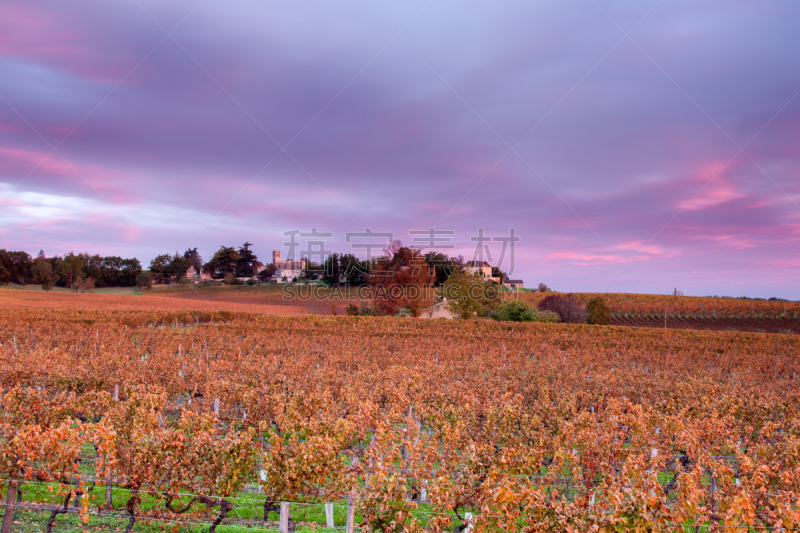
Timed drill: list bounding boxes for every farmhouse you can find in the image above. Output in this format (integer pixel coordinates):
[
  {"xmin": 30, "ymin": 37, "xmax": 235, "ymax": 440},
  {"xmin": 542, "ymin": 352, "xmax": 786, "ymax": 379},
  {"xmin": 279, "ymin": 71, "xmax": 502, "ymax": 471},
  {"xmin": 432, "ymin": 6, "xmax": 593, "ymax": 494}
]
[
  {"xmin": 504, "ymin": 278, "xmax": 524, "ymax": 289},
  {"xmin": 184, "ymin": 265, "xmax": 212, "ymax": 282},
  {"xmin": 185, "ymin": 265, "xmax": 200, "ymax": 280},
  {"xmin": 464, "ymin": 260, "xmax": 525, "ymax": 287},
  {"xmin": 464, "ymin": 260, "xmax": 492, "ymax": 279}
]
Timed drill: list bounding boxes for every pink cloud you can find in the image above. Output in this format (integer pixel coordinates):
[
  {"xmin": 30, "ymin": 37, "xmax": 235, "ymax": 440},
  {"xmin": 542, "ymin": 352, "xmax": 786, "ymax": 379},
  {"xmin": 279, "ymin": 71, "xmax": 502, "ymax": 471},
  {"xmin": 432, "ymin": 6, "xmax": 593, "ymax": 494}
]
[
  {"xmin": 0, "ymin": 123, "xmax": 24, "ymax": 133},
  {"xmin": 548, "ymin": 250, "xmax": 647, "ymax": 266},
  {"xmin": 679, "ymin": 160, "xmax": 747, "ymax": 211},
  {"xmin": 0, "ymin": 5, "xmax": 90, "ymax": 61},
  {"xmin": 0, "ymin": 146, "xmax": 139, "ymax": 204},
  {"xmin": 613, "ymin": 241, "xmax": 677, "ymax": 257}
]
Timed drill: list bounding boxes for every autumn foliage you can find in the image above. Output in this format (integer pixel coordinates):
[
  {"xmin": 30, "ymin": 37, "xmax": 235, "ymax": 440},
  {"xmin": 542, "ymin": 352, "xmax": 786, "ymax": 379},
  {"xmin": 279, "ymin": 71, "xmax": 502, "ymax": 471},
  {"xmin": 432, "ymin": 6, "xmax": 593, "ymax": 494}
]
[{"xmin": 0, "ymin": 308, "xmax": 798, "ymax": 531}]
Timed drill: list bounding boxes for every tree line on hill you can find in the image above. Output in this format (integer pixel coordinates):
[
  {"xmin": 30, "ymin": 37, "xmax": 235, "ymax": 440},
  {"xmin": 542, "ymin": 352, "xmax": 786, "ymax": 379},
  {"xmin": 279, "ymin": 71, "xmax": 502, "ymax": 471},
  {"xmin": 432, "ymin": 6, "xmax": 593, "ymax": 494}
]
[
  {"xmin": 144, "ymin": 243, "xmax": 269, "ymax": 287},
  {"xmin": 0, "ymin": 241, "xmax": 511, "ymax": 297},
  {"xmin": 143, "ymin": 242, "xmax": 500, "ymax": 289},
  {"xmin": 0, "ymin": 249, "xmax": 142, "ymax": 291}
]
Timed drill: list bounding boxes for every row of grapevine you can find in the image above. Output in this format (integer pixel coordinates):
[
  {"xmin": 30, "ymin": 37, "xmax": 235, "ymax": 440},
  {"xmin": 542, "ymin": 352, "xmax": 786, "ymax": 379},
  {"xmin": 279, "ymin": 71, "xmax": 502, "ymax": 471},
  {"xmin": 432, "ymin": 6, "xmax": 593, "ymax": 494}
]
[
  {"xmin": 520, "ymin": 292, "xmax": 800, "ymax": 318},
  {"xmin": 1, "ymin": 310, "xmax": 799, "ymax": 531}
]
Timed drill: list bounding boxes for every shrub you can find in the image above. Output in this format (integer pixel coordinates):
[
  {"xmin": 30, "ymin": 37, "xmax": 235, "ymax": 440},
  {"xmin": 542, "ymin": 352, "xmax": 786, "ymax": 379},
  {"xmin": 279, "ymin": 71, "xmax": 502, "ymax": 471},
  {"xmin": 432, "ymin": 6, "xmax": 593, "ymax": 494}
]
[
  {"xmin": 586, "ymin": 297, "xmax": 612, "ymax": 325},
  {"xmin": 224, "ymin": 273, "xmax": 241, "ymax": 285},
  {"xmin": 246, "ymin": 279, "xmax": 258, "ymax": 286},
  {"xmin": 537, "ymin": 283, "xmax": 551, "ymax": 292},
  {"xmin": 136, "ymin": 272, "xmax": 152, "ymax": 291},
  {"xmin": 177, "ymin": 276, "xmax": 190, "ymax": 285},
  {"xmin": 359, "ymin": 303, "xmax": 375, "ymax": 316},
  {"xmin": 494, "ymin": 300, "xmax": 532, "ymax": 322},
  {"xmin": 71, "ymin": 276, "xmax": 95, "ymax": 294},
  {"xmin": 443, "ymin": 271, "xmax": 498, "ymax": 319},
  {"xmin": 492, "ymin": 300, "xmax": 560, "ymax": 322},
  {"xmin": 346, "ymin": 304, "xmax": 360, "ymax": 316},
  {"xmin": 537, "ymin": 293, "xmax": 588, "ymax": 323}
]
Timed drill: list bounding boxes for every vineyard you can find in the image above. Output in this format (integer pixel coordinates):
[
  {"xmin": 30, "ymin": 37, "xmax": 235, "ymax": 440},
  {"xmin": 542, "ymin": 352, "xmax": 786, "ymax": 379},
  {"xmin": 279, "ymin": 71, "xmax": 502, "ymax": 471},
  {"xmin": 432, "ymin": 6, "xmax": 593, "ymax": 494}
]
[
  {"xmin": 520, "ymin": 293, "xmax": 800, "ymax": 333},
  {"xmin": 0, "ymin": 285, "xmax": 358, "ymax": 316},
  {"xmin": 518, "ymin": 292, "xmax": 800, "ymax": 318},
  {"xmin": 1, "ymin": 308, "xmax": 799, "ymax": 532}
]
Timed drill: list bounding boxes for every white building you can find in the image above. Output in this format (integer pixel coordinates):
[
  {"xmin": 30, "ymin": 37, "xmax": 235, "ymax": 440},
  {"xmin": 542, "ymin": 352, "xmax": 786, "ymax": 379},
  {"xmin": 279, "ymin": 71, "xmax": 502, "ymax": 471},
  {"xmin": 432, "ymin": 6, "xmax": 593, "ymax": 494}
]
[{"xmin": 272, "ymin": 250, "xmax": 306, "ymax": 281}]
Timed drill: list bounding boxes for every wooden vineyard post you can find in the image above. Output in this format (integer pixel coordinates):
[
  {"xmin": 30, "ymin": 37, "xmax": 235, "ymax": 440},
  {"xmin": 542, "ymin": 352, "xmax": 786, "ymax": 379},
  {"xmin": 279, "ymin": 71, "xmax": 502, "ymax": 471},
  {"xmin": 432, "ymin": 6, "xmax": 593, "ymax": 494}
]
[
  {"xmin": 1, "ymin": 478, "xmax": 18, "ymax": 533},
  {"xmin": 710, "ymin": 474, "xmax": 718, "ymax": 515},
  {"xmin": 214, "ymin": 398, "xmax": 220, "ymax": 416},
  {"xmin": 325, "ymin": 502, "xmax": 335, "ymax": 528},
  {"xmin": 108, "ymin": 384, "xmax": 119, "ymax": 508},
  {"xmin": 279, "ymin": 503, "xmax": 290, "ymax": 533},
  {"xmin": 345, "ymin": 496, "xmax": 356, "ymax": 533},
  {"xmin": 346, "ymin": 456, "xmax": 359, "ymax": 533},
  {"xmin": 464, "ymin": 511, "xmax": 474, "ymax": 533}
]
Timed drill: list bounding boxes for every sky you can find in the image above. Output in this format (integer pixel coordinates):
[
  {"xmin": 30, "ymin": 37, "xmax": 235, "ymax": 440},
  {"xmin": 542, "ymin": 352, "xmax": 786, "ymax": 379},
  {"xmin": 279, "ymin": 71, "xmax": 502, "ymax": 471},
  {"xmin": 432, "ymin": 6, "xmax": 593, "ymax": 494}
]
[{"xmin": 0, "ymin": 0, "xmax": 798, "ymax": 298}]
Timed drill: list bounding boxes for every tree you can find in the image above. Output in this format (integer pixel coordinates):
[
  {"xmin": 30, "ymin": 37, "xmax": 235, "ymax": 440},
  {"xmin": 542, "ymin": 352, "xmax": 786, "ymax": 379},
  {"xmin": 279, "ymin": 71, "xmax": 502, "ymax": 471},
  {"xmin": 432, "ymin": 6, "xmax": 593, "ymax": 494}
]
[
  {"xmin": 207, "ymin": 247, "xmax": 240, "ymax": 278},
  {"xmin": 586, "ymin": 297, "xmax": 612, "ymax": 325},
  {"xmin": 59, "ymin": 253, "xmax": 85, "ymax": 287},
  {"xmin": 72, "ymin": 276, "xmax": 95, "ymax": 293},
  {"xmin": 80, "ymin": 254, "xmax": 104, "ymax": 285},
  {"xmin": 538, "ymin": 293, "xmax": 588, "ymax": 323},
  {"xmin": 424, "ymin": 252, "xmax": 461, "ymax": 286},
  {"xmin": 119, "ymin": 258, "xmax": 142, "ymax": 287},
  {"xmin": 340, "ymin": 254, "xmax": 369, "ymax": 286},
  {"xmin": 32, "ymin": 258, "xmax": 57, "ymax": 291},
  {"xmin": 168, "ymin": 253, "xmax": 192, "ymax": 279},
  {"xmin": 101, "ymin": 256, "xmax": 123, "ymax": 287},
  {"xmin": 0, "ymin": 262, "xmax": 10, "ymax": 285},
  {"xmin": 257, "ymin": 263, "xmax": 277, "ymax": 281},
  {"xmin": 0, "ymin": 249, "xmax": 33, "ymax": 284},
  {"xmin": 183, "ymin": 248, "xmax": 203, "ymax": 272},
  {"xmin": 369, "ymin": 246, "xmax": 435, "ymax": 317},
  {"xmin": 149, "ymin": 254, "xmax": 172, "ymax": 283},
  {"xmin": 299, "ymin": 260, "xmax": 323, "ymax": 280},
  {"xmin": 322, "ymin": 253, "xmax": 341, "ymax": 286},
  {"xmin": 236, "ymin": 243, "xmax": 258, "ymax": 276},
  {"xmin": 538, "ymin": 283, "xmax": 551, "ymax": 292},
  {"xmin": 442, "ymin": 270, "xmax": 497, "ymax": 319},
  {"xmin": 136, "ymin": 272, "xmax": 152, "ymax": 291}
]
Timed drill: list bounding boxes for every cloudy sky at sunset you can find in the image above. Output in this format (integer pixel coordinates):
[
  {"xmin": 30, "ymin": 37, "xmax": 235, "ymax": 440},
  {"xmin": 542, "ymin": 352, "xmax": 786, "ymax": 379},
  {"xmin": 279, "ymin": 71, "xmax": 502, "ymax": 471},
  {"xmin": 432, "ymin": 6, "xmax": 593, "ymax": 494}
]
[{"xmin": 1, "ymin": 0, "xmax": 798, "ymax": 298}]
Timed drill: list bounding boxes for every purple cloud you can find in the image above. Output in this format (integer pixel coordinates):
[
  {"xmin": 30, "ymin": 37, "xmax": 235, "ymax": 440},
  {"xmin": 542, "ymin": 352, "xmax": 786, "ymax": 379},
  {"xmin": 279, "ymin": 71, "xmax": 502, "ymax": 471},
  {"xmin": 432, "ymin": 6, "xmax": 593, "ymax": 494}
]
[{"xmin": 0, "ymin": 0, "xmax": 798, "ymax": 298}]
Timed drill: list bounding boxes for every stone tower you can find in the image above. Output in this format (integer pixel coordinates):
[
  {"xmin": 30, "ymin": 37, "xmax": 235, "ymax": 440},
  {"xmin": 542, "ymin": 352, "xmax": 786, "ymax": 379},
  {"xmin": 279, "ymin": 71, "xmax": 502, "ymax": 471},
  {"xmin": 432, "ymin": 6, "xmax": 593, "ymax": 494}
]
[{"xmin": 272, "ymin": 250, "xmax": 281, "ymax": 264}]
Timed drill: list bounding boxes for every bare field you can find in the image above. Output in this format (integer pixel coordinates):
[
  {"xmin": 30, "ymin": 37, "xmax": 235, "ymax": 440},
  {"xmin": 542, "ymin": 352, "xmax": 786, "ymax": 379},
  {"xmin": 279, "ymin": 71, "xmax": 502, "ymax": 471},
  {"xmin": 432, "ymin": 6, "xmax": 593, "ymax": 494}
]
[
  {"xmin": 0, "ymin": 284, "xmax": 368, "ymax": 315},
  {"xmin": 0, "ymin": 286, "xmax": 305, "ymax": 315}
]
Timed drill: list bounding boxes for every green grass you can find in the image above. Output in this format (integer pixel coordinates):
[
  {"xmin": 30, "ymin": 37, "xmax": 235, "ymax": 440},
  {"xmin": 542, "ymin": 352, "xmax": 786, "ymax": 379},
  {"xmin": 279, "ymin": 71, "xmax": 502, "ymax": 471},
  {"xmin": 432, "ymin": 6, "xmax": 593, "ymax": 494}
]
[
  {"xmin": 10, "ymin": 479, "xmax": 439, "ymax": 532},
  {"xmin": 0, "ymin": 507, "xmax": 296, "ymax": 532},
  {"xmin": 1, "ymin": 491, "xmax": 345, "ymax": 532},
  {"xmin": 0, "ymin": 283, "xmax": 138, "ymax": 295}
]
